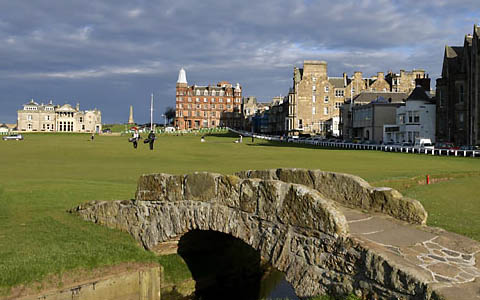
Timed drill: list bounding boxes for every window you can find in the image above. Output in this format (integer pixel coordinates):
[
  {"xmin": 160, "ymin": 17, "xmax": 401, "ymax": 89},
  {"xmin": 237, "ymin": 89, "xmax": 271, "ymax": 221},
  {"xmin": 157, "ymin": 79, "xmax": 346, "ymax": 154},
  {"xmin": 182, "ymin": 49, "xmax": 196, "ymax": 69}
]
[
  {"xmin": 211, "ymin": 104, "xmax": 215, "ymax": 109},
  {"xmin": 335, "ymin": 102, "xmax": 342, "ymax": 109},
  {"xmin": 312, "ymin": 107, "xmax": 316, "ymax": 114},
  {"xmin": 459, "ymin": 85, "xmax": 465, "ymax": 103},
  {"xmin": 312, "ymin": 77, "xmax": 316, "ymax": 82},
  {"xmin": 79, "ymin": 117, "xmax": 83, "ymax": 122},
  {"xmin": 27, "ymin": 115, "xmax": 32, "ymax": 121},
  {"xmin": 212, "ymin": 98, "xmax": 215, "ymax": 103},
  {"xmin": 219, "ymin": 104, "xmax": 224, "ymax": 109},
  {"xmin": 324, "ymin": 107, "xmax": 329, "ymax": 115},
  {"xmin": 324, "ymin": 96, "xmax": 329, "ymax": 103},
  {"xmin": 227, "ymin": 104, "xmax": 231, "ymax": 109},
  {"xmin": 204, "ymin": 104, "xmax": 208, "ymax": 109},
  {"xmin": 204, "ymin": 98, "xmax": 208, "ymax": 103},
  {"xmin": 188, "ymin": 97, "xmax": 191, "ymax": 102},
  {"xmin": 335, "ymin": 89, "xmax": 344, "ymax": 97},
  {"xmin": 179, "ymin": 97, "xmax": 183, "ymax": 102},
  {"xmin": 219, "ymin": 98, "xmax": 223, "ymax": 103},
  {"xmin": 211, "ymin": 111, "xmax": 215, "ymax": 116},
  {"xmin": 204, "ymin": 111, "xmax": 208, "ymax": 117},
  {"xmin": 325, "ymin": 86, "xmax": 329, "ymax": 92},
  {"xmin": 227, "ymin": 98, "xmax": 231, "ymax": 103},
  {"xmin": 196, "ymin": 104, "xmax": 201, "ymax": 109},
  {"xmin": 298, "ymin": 119, "xmax": 303, "ymax": 128},
  {"xmin": 312, "ymin": 95, "xmax": 316, "ymax": 103},
  {"xmin": 414, "ymin": 112, "xmax": 420, "ymax": 123},
  {"xmin": 196, "ymin": 111, "xmax": 200, "ymax": 117},
  {"xmin": 187, "ymin": 104, "xmax": 191, "ymax": 109},
  {"xmin": 196, "ymin": 90, "xmax": 200, "ymax": 96},
  {"xmin": 312, "ymin": 85, "xmax": 316, "ymax": 91},
  {"xmin": 211, "ymin": 90, "xmax": 216, "ymax": 96},
  {"xmin": 203, "ymin": 90, "xmax": 208, "ymax": 96}
]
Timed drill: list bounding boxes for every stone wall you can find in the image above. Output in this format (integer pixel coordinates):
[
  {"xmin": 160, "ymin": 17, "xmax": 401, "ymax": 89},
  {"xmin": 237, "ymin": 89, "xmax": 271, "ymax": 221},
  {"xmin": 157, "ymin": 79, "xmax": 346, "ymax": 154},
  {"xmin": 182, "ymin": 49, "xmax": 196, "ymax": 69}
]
[
  {"xmin": 18, "ymin": 267, "xmax": 162, "ymax": 300},
  {"xmin": 236, "ymin": 168, "xmax": 428, "ymax": 225},
  {"xmin": 71, "ymin": 171, "xmax": 441, "ymax": 299}
]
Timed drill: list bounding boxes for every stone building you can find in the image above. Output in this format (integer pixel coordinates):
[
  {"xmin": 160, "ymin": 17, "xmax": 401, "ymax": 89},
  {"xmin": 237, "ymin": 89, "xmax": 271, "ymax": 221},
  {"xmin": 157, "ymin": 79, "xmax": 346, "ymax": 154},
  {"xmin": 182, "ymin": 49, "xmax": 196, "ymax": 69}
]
[
  {"xmin": 385, "ymin": 69, "xmax": 426, "ymax": 94},
  {"xmin": 436, "ymin": 24, "xmax": 480, "ymax": 146},
  {"xmin": 286, "ymin": 60, "xmax": 425, "ymax": 137},
  {"xmin": 17, "ymin": 100, "xmax": 102, "ymax": 133},
  {"xmin": 174, "ymin": 68, "xmax": 243, "ymax": 130}
]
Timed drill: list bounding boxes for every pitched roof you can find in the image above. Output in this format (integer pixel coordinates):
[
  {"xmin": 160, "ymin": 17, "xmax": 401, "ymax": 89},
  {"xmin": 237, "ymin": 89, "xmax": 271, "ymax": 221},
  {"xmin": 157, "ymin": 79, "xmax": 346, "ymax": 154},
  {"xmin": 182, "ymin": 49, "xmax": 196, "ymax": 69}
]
[
  {"xmin": 407, "ymin": 86, "xmax": 432, "ymax": 102},
  {"xmin": 353, "ymin": 92, "xmax": 408, "ymax": 104},
  {"xmin": 445, "ymin": 45, "xmax": 463, "ymax": 59},
  {"xmin": 328, "ymin": 77, "xmax": 345, "ymax": 88}
]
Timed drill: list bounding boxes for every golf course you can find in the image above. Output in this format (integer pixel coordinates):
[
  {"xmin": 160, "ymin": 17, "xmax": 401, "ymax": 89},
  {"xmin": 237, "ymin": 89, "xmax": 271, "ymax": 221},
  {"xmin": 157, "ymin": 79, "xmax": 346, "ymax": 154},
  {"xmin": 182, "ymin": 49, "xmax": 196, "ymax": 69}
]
[{"xmin": 1, "ymin": 132, "xmax": 479, "ymax": 296}]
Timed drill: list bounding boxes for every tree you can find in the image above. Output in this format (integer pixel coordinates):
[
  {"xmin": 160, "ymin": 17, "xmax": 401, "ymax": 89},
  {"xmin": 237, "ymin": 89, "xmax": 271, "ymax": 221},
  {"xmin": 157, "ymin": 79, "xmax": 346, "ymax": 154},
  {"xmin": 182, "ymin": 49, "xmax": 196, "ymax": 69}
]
[{"xmin": 164, "ymin": 107, "xmax": 176, "ymax": 125}]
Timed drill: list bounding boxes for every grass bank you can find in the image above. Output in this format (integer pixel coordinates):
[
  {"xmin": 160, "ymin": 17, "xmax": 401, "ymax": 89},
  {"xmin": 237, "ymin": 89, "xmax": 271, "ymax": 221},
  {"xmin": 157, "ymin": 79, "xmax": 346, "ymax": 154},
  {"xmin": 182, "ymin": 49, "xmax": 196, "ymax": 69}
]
[{"xmin": 0, "ymin": 132, "xmax": 479, "ymax": 294}]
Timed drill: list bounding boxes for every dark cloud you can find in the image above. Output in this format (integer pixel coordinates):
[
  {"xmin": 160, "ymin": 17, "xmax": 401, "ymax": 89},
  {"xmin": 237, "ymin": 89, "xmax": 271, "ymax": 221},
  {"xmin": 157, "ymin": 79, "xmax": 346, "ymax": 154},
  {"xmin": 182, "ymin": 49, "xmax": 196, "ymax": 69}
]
[{"xmin": 0, "ymin": 0, "xmax": 479, "ymax": 123}]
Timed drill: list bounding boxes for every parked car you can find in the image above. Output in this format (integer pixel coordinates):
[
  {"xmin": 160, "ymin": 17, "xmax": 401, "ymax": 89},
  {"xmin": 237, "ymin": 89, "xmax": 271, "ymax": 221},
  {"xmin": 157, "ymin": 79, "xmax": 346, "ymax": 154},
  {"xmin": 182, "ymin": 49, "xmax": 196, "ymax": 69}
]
[
  {"xmin": 401, "ymin": 142, "xmax": 413, "ymax": 147},
  {"xmin": 2, "ymin": 134, "xmax": 23, "ymax": 141},
  {"xmin": 459, "ymin": 145, "xmax": 479, "ymax": 150},
  {"xmin": 435, "ymin": 142, "xmax": 459, "ymax": 150},
  {"xmin": 414, "ymin": 138, "xmax": 434, "ymax": 150}
]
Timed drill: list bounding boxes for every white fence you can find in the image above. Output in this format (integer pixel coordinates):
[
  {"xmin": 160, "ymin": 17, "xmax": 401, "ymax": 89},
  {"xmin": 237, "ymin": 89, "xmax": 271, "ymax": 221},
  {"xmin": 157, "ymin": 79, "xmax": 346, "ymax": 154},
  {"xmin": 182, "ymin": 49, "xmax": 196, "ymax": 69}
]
[{"xmin": 229, "ymin": 129, "xmax": 480, "ymax": 158}]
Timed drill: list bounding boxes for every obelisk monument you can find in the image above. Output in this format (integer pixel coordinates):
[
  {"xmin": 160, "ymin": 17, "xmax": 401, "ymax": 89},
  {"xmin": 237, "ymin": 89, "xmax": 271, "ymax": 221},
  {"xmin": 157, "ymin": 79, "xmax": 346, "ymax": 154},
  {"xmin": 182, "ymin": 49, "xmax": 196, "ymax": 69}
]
[{"xmin": 128, "ymin": 105, "xmax": 135, "ymax": 125}]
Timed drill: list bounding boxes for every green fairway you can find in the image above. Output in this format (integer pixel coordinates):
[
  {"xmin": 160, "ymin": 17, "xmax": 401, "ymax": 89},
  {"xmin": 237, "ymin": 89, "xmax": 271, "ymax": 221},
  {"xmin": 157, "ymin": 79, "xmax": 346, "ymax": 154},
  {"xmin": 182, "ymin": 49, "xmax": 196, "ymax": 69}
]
[{"xmin": 0, "ymin": 132, "xmax": 479, "ymax": 293}]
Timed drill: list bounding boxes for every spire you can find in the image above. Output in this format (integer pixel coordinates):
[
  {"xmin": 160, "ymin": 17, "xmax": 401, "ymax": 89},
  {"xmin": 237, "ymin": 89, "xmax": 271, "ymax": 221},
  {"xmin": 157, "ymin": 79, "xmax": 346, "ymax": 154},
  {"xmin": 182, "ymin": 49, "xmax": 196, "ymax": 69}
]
[
  {"xmin": 128, "ymin": 105, "xmax": 135, "ymax": 124},
  {"xmin": 177, "ymin": 68, "xmax": 187, "ymax": 84}
]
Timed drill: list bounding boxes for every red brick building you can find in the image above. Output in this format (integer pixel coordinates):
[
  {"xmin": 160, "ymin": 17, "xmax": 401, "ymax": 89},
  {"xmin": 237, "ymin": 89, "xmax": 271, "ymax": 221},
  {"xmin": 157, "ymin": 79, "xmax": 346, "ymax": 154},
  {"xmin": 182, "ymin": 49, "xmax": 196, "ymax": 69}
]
[{"xmin": 174, "ymin": 68, "xmax": 243, "ymax": 130}]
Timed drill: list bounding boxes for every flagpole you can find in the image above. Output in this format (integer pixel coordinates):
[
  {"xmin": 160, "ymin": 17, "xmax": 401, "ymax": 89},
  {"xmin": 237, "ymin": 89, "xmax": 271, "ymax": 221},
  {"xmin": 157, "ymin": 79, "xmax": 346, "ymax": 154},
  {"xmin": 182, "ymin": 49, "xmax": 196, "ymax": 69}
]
[{"xmin": 150, "ymin": 93, "xmax": 154, "ymax": 131}]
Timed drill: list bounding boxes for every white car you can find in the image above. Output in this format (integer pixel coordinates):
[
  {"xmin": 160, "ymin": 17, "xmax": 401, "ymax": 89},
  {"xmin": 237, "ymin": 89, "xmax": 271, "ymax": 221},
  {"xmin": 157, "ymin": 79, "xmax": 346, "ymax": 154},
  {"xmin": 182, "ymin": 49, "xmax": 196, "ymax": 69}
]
[{"xmin": 2, "ymin": 134, "xmax": 23, "ymax": 141}]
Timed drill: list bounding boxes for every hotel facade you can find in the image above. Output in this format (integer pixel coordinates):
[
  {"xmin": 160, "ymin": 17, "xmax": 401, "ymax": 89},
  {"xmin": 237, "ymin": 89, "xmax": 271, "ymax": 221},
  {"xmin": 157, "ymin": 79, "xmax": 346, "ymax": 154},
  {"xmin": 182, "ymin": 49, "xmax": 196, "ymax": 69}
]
[{"xmin": 174, "ymin": 68, "xmax": 243, "ymax": 130}]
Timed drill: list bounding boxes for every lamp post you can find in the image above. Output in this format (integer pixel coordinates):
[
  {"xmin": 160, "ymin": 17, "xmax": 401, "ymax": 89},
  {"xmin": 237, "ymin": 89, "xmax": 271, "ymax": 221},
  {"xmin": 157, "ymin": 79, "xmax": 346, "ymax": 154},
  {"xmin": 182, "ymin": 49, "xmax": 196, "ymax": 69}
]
[{"xmin": 161, "ymin": 114, "xmax": 166, "ymax": 127}]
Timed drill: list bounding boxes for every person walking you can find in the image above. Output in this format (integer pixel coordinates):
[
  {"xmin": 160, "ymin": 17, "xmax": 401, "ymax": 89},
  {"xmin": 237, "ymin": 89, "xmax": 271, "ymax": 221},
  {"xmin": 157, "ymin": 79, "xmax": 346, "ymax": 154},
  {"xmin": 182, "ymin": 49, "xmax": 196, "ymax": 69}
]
[
  {"xmin": 147, "ymin": 130, "xmax": 155, "ymax": 150},
  {"xmin": 132, "ymin": 129, "xmax": 139, "ymax": 149}
]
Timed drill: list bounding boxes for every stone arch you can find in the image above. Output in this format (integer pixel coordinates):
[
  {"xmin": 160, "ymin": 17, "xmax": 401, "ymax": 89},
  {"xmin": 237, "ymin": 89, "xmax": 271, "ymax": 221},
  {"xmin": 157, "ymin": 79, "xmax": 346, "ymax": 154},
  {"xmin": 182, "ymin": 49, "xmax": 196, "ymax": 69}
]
[{"xmin": 71, "ymin": 171, "xmax": 439, "ymax": 299}]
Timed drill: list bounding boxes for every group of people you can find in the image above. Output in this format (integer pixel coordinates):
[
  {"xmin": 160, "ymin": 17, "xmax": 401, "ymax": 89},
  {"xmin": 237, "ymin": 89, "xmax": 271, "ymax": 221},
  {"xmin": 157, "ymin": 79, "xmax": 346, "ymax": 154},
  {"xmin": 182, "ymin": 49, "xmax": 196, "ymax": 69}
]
[{"xmin": 130, "ymin": 128, "xmax": 156, "ymax": 150}]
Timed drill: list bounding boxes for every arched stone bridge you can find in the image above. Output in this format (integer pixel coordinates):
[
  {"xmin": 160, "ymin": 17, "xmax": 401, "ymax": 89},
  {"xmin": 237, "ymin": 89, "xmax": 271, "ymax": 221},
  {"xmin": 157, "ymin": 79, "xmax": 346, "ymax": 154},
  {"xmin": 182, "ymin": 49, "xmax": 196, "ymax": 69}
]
[{"xmin": 71, "ymin": 169, "xmax": 480, "ymax": 299}]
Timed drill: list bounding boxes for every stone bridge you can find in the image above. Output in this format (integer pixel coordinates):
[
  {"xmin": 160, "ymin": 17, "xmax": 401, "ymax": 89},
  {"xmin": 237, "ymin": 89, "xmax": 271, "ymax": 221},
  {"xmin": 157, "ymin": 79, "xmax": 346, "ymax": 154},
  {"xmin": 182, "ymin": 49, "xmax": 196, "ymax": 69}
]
[{"xmin": 71, "ymin": 169, "xmax": 480, "ymax": 299}]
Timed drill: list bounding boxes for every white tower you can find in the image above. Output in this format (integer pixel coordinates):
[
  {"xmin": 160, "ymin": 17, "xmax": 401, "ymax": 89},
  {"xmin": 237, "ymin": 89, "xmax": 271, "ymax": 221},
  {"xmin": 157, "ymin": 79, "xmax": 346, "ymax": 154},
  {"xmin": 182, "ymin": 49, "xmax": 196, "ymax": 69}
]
[{"xmin": 177, "ymin": 68, "xmax": 187, "ymax": 85}]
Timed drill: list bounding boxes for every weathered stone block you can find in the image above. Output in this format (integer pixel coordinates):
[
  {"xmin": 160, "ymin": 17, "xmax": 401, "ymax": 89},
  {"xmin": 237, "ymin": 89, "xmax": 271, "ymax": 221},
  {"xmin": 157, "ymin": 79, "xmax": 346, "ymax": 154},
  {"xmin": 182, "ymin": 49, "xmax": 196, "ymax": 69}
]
[
  {"xmin": 216, "ymin": 175, "xmax": 241, "ymax": 208},
  {"xmin": 183, "ymin": 172, "xmax": 219, "ymax": 202},
  {"xmin": 239, "ymin": 179, "xmax": 260, "ymax": 213},
  {"xmin": 256, "ymin": 180, "xmax": 288, "ymax": 222},
  {"xmin": 135, "ymin": 173, "xmax": 183, "ymax": 201},
  {"xmin": 276, "ymin": 168, "xmax": 314, "ymax": 188}
]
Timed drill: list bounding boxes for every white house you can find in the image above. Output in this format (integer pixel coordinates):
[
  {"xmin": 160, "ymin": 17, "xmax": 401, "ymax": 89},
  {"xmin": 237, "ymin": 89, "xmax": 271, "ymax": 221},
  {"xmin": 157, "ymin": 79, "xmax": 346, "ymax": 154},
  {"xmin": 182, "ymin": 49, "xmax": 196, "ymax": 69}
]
[
  {"xmin": 0, "ymin": 124, "xmax": 9, "ymax": 135},
  {"xmin": 383, "ymin": 86, "xmax": 436, "ymax": 143}
]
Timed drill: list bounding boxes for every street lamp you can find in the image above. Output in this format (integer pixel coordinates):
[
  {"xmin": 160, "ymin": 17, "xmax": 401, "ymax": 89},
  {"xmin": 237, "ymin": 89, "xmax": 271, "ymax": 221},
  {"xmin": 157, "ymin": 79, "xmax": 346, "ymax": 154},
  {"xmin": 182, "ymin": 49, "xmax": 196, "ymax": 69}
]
[{"xmin": 161, "ymin": 114, "xmax": 166, "ymax": 127}]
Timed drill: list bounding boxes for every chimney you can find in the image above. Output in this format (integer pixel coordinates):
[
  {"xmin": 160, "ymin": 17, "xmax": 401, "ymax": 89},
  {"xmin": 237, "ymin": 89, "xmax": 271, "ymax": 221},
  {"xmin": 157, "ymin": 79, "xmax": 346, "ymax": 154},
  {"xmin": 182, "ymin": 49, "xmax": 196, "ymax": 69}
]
[
  {"xmin": 343, "ymin": 73, "xmax": 347, "ymax": 86},
  {"xmin": 415, "ymin": 76, "xmax": 431, "ymax": 91},
  {"xmin": 76, "ymin": 103, "xmax": 80, "ymax": 111}
]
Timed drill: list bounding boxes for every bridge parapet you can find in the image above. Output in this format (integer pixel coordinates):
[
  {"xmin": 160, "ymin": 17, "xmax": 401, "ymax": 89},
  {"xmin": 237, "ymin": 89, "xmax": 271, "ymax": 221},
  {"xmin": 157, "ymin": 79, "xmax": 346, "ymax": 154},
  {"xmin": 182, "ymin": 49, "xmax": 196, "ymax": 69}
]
[
  {"xmin": 135, "ymin": 172, "xmax": 348, "ymax": 237},
  {"xmin": 236, "ymin": 168, "xmax": 428, "ymax": 225}
]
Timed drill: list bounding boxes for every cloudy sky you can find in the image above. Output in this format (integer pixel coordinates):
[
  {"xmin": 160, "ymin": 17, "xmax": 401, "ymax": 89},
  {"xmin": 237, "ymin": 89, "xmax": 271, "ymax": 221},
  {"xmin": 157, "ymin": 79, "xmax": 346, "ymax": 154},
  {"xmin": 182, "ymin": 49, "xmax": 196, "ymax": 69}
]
[{"xmin": 1, "ymin": 1, "xmax": 479, "ymax": 124}]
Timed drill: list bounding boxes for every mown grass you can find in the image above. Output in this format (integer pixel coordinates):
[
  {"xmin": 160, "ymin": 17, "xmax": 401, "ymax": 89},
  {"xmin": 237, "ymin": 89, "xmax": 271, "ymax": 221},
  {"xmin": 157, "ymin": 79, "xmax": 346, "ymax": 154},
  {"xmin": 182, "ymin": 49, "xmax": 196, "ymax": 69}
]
[{"xmin": 0, "ymin": 132, "xmax": 479, "ymax": 293}]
